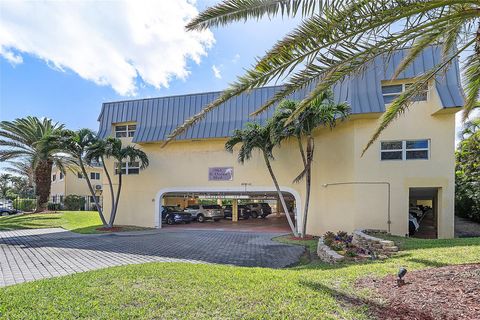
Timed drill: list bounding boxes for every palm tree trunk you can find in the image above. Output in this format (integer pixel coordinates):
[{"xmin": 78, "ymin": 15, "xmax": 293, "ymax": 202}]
[
  {"xmin": 34, "ymin": 159, "xmax": 53, "ymax": 212},
  {"xmin": 263, "ymin": 152, "xmax": 297, "ymax": 236},
  {"xmin": 301, "ymin": 136, "xmax": 314, "ymax": 237},
  {"xmin": 296, "ymin": 135, "xmax": 307, "ymax": 167},
  {"xmin": 101, "ymin": 156, "xmax": 115, "ymax": 225},
  {"xmin": 109, "ymin": 171, "xmax": 122, "ymax": 228},
  {"xmin": 79, "ymin": 160, "xmax": 108, "ymax": 226}
]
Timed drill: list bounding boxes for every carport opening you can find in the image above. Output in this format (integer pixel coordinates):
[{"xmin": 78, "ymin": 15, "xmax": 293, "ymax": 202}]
[
  {"xmin": 160, "ymin": 190, "xmax": 297, "ymax": 233},
  {"xmin": 409, "ymin": 187, "xmax": 438, "ymax": 239}
]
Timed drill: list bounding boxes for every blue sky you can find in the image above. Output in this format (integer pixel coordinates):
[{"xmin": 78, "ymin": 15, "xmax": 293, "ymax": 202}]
[{"xmin": 0, "ymin": 1, "xmax": 297, "ymax": 131}]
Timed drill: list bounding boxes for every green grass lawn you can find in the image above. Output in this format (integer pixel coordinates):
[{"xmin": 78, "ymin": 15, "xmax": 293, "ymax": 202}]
[
  {"xmin": 0, "ymin": 235, "xmax": 479, "ymax": 319},
  {"xmin": 0, "ymin": 211, "xmax": 148, "ymax": 234}
]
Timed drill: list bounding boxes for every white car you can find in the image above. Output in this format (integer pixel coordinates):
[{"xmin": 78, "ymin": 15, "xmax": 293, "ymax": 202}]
[{"xmin": 184, "ymin": 204, "xmax": 223, "ymax": 223}]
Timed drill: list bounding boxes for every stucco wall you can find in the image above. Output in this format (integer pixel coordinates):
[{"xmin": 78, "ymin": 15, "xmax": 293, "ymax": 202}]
[
  {"xmin": 50, "ymin": 166, "xmax": 104, "ymax": 198},
  {"xmin": 101, "ymin": 84, "xmax": 457, "ymax": 238}
]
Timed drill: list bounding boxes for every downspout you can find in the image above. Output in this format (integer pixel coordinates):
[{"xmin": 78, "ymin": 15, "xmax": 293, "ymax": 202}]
[{"xmin": 321, "ymin": 181, "xmax": 391, "ymax": 233}]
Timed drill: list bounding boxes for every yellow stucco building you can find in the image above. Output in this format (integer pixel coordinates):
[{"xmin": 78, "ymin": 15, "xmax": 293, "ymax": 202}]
[
  {"xmin": 50, "ymin": 165, "xmax": 103, "ymax": 209},
  {"xmin": 96, "ymin": 47, "xmax": 463, "ymax": 238}
]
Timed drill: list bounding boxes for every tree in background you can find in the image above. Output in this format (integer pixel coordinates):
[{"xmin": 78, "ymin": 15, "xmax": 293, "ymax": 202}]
[
  {"xmin": 0, "ymin": 174, "xmax": 11, "ymax": 199},
  {"xmin": 4, "ymin": 158, "xmax": 35, "ymax": 189},
  {"xmin": 86, "ymin": 138, "xmax": 149, "ymax": 228},
  {"xmin": 225, "ymin": 122, "xmax": 298, "ymax": 236},
  {"xmin": 167, "ymin": 0, "xmax": 479, "ymax": 153},
  {"xmin": 271, "ymin": 91, "xmax": 349, "ymax": 236},
  {"xmin": 455, "ymin": 118, "xmax": 480, "ymax": 222},
  {"xmin": 0, "ymin": 117, "xmax": 65, "ymax": 211}
]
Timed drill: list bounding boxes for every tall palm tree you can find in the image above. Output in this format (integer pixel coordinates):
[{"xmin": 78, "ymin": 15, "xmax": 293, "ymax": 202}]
[
  {"xmin": 0, "ymin": 117, "xmax": 65, "ymax": 211},
  {"xmin": 271, "ymin": 91, "xmax": 349, "ymax": 236},
  {"xmin": 225, "ymin": 122, "xmax": 298, "ymax": 236},
  {"xmin": 86, "ymin": 138, "xmax": 149, "ymax": 228},
  {"xmin": 167, "ymin": 0, "xmax": 479, "ymax": 154},
  {"xmin": 61, "ymin": 129, "xmax": 109, "ymax": 226}
]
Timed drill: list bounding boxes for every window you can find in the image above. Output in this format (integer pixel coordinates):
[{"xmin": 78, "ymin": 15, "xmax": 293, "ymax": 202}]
[
  {"xmin": 77, "ymin": 172, "xmax": 83, "ymax": 179},
  {"xmin": 115, "ymin": 124, "xmax": 136, "ymax": 138},
  {"xmin": 381, "ymin": 139, "xmax": 430, "ymax": 161},
  {"xmin": 52, "ymin": 174, "xmax": 56, "ymax": 182},
  {"xmin": 59, "ymin": 172, "xmax": 64, "ymax": 180},
  {"xmin": 382, "ymin": 83, "xmax": 428, "ymax": 104},
  {"xmin": 90, "ymin": 172, "xmax": 100, "ymax": 180},
  {"xmin": 114, "ymin": 161, "xmax": 140, "ymax": 175}
]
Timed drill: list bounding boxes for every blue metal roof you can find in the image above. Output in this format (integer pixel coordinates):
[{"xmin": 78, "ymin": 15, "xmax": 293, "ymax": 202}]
[{"xmin": 98, "ymin": 46, "xmax": 464, "ymax": 143}]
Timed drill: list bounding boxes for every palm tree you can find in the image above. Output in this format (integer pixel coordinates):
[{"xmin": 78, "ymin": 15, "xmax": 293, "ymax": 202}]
[
  {"xmin": 61, "ymin": 129, "xmax": 109, "ymax": 226},
  {"xmin": 0, "ymin": 117, "xmax": 65, "ymax": 211},
  {"xmin": 225, "ymin": 122, "xmax": 298, "ymax": 236},
  {"xmin": 271, "ymin": 91, "xmax": 349, "ymax": 236},
  {"xmin": 167, "ymin": 0, "xmax": 479, "ymax": 153},
  {"xmin": 86, "ymin": 138, "xmax": 149, "ymax": 228},
  {"xmin": 4, "ymin": 158, "xmax": 35, "ymax": 188}
]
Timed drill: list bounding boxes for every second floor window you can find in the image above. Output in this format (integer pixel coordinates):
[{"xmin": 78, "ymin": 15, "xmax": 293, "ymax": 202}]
[
  {"xmin": 382, "ymin": 83, "xmax": 428, "ymax": 104},
  {"xmin": 114, "ymin": 161, "xmax": 140, "ymax": 175},
  {"xmin": 59, "ymin": 172, "xmax": 64, "ymax": 180},
  {"xmin": 52, "ymin": 174, "xmax": 56, "ymax": 182},
  {"xmin": 115, "ymin": 124, "xmax": 136, "ymax": 138},
  {"xmin": 381, "ymin": 139, "xmax": 430, "ymax": 161},
  {"xmin": 90, "ymin": 172, "xmax": 101, "ymax": 180},
  {"xmin": 77, "ymin": 172, "xmax": 83, "ymax": 179}
]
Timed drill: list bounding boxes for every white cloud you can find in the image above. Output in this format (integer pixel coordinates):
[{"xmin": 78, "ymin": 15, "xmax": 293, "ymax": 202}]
[
  {"xmin": 0, "ymin": 1, "xmax": 214, "ymax": 95},
  {"xmin": 232, "ymin": 53, "xmax": 240, "ymax": 63},
  {"xmin": 212, "ymin": 64, "xmax": 222, "ymax": 79}
]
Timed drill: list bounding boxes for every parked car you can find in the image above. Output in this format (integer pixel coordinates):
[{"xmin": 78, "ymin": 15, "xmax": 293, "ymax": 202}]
[
  {"xmin": 0, "ymin": 199, "xmax": 13, "ymax": 210},
  {"xmin": 223, "ymin": 205, "xmax": 251, "ymax": 219},
  {"xmin": 161, "ymin": 206, "xmax": 192, "ymax": 225},
  {"xmin": 409, "ymin": 213, "xmax": 420, "ymax": 236},
  {"xmin": 245, "ymin": 203, "xmax": 272, "ymax": 218},
  {"xmin": 184, "ymin": 204, "xmax": 223, "ymax": 222},
  {"xmin": 0, "ymin": 207, "xmax": 18, "ymax": 215}
]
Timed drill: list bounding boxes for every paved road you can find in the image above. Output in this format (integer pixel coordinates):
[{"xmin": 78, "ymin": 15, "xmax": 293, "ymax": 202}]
[{"xmin": 0, "ymin": 228, "xmax": 304, "ymax": 287}]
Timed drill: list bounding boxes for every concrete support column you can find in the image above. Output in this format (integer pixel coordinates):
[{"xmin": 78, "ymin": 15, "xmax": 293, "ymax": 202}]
[{"xmin": 232, "ymin": 199, "xmax": 238, "ymax": 222}]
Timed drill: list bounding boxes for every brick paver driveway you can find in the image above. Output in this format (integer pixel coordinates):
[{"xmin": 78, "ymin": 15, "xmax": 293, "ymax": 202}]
[{"xmin": 0, "ymin": 228, "xmax": 304, "ymax": 287}]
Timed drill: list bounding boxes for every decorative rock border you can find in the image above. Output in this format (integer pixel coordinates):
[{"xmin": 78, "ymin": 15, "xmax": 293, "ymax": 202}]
[
  {"xmin": 352, "ymin": 229, "xmax": 399, "ymax": 256},
  {"xmin": 317, "ymin": 237, "xmax": 344, "ymax": 263},
  {"xmin": 317, "ymin": 229, "xmax": 399, "ymax": 263}
]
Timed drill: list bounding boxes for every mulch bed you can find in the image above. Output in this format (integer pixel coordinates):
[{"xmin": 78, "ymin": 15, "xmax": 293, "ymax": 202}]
[
  {"xmin": 95, "ymin": 227, "xmax": 124, "ymax": 232},
  {"xmin": 287, "ymin": 235, "xmax": 317, "ymax": 241},
  {"xmin": 357, "ymin": 264, "xmax": 480, "ymax": 320}
]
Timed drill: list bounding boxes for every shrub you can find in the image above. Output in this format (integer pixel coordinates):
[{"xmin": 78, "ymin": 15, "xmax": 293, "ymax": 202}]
[
  {"xmin": 64, "ymin": 195, "xmax": 86, "ymax": 211},
  {"xmin": 323, "ymin": 231, "xmax": 336, "ymax": 246},
  {"xmin": 13, "ymin": 198, "xmax": 35, "ymax": 212},
  {"xmin": 48, "ymin": 202, "xmax": 62, "ymax": 211}
]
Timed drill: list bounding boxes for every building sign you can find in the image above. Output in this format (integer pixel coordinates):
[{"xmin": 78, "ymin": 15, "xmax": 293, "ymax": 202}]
[
  {"xmin": 208, "ymin": 167, "xmax": 233, "ymax": 181},
  {"xmin": 198, "ymin": 194, "xmax": 249, "ymax": 199}
]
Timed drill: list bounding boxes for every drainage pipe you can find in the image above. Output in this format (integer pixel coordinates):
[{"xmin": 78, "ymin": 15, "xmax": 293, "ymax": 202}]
[{"xmin": 321, "ymin": 181, "xmax": 391, "ymax": 233}]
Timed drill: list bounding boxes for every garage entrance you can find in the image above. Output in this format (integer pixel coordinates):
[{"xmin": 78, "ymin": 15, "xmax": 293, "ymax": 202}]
[
  {"xmin": 409, "ymin": 187, "xmax": 438, "ymax": 238},
  {"xmin": 155, "ymin": 187, "xmax": 301, "ymax": 233}
]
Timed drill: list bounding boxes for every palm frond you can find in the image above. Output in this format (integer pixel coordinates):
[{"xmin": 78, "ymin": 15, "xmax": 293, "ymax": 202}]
[
  {"xmin": 462, "ymin": 53, "xmax": 480, "ymax": 121},
  {"xmin": 363, "ymin": 39, "xmax": 475, "ymax": 155},
  {"xmin": 186, "ymin": 0, "xmax": 325, "ymax": 31}
]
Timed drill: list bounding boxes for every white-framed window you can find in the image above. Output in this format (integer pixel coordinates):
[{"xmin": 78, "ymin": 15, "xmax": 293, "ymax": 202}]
[
  {"xmin": 52, "ymin": 174, "xmax": 56, "ymax": 182},
  {"xmin": 59, "ymin": 172, "xmax": 64, "ymax": 181},
  {"xmin": 381, "ymin": 83, "xmax": 428, "ymax": 104},
  {"xmin": 381, "ymin": 139, "xmax": 430, "ymax": 161},
  {"xmin": 115, "ymin": 124, "xmax": 136, "ymax": 138},
  {"xmin": 114, "ymin": 161, "xmax": 140, "ymax": 175},
  {"xmin": 90, "ymin": 172, "xmax": 100, "ymax": 180}
]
